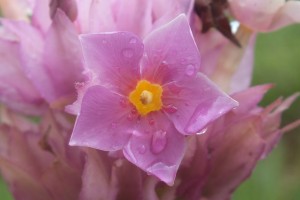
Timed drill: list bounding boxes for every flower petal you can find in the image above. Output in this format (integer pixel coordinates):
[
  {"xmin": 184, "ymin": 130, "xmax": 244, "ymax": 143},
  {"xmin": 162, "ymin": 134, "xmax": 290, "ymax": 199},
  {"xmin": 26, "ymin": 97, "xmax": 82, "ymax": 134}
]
[
  {"xmin": 31, "ymin": 0, "xmax": 52, "ymax": 33},
  {"xmin": 0, "ymin": 38, "xmax": 45, "ymax": 115},
  {"xmin": 49, "ymin": 0, "xmax": 78, "ymax": 21},
  {"xmin": 79, "ymin": 149, "xmax": 112, "ymax": 200},
  {"xmin": 201, "ymin": 118, "xmax": 265, "ymax": 200},
  {"xmin": 269, "ymin": 1, "xmax": 300, "ymax": 31},
  {"xmin": 114, "ymin": 0, "xmax": 152, "ymax": 37},
  {"xmin": 80, "ymin": 32, "xmax": 143, "ymax": 95},
  {"xmin": 163, "ymin": 73, "xmax": 238, "ymax": 135},
  {"xmin": 42, "ymin": 9, "xmax": 84, "ymax": 104},
  {"xmin": 141, "ymin": 14, "xmax": 200, "ymax": 85},
  {"xmin": 70, "ymin": 85, "xmax": 133, "ymax": 151},
  {"xmin": 123, "ymin": 112, "xmax": 185, "ymax": 185}
]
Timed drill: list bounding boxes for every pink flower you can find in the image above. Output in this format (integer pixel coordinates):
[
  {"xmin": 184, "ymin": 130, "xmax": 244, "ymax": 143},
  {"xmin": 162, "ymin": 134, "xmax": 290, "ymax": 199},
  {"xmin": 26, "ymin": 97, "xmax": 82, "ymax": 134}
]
[{"xmin": 69, "ymin": 14, "xmax": 238, "ymax": 185}]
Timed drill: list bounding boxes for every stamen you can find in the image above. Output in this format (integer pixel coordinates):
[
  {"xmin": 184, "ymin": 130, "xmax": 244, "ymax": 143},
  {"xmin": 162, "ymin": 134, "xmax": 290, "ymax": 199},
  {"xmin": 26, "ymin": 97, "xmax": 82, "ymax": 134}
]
[
  {"xmin": 129, "ymin": 80, "xmax": 163, "ymax": 116},
  {"xmin": 140, "ymin": 90, "xmax": 153, "ymax": 105}
]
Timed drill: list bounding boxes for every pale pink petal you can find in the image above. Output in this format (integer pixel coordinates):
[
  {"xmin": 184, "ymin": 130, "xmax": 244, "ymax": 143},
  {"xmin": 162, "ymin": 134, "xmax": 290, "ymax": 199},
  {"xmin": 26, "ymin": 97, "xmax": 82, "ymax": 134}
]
[
  {"xmin": 0, "ymin": 159, "xmax": 52, "ymax": 200},
  {"xmin": 260, "ymin": 93, "xmax": 300, "ymax": 156},
  {"xmin": 152, "ymin": 0, "xmax": 195, "ymax": 25},
  {"xmin": 74, "ymin": 0, "xmax": 93, "ymax": 33},
  {"xmin": 79, "ymin": 149, "xmax": 114, "ymax": 200},
  {"xmin": 111, "ymin": 159, "xmax": 144, "ymax": 200},
  {"xmin": 202, "ymin": 118, "xmax": 265, "ymax": 200},
  {"xmin": 123, "ymin": 112, "xmax": 185, "ymax": 185},
  {"xmin": 231, "ymin": 84, "xmax": 272, "ymax": 115},
  {"xmin": 49, "ymin": 0, "xmax": 78, "ymax": 21},
  {"xmin": 5, "ymin": 10, "xmax": 83, "ymax": 106},
  {"xmin": 177, "ymin": 136, "xmax": 209, "ymax": 200},
  {"xmin": 41, "ymin": 9, "xmax": 84, "ymax": 104},
  {"xmin": 70, "ymin": 85, "xmax": 133, "ymax": 151},
  {"xmin": 228, "ymin": 0, "xmax": 284, "ymax": 31},
  {"xmin": 114, "ymin": 0, "xmax": 152, "ymax": 37},
  {"xmin": 80, "ymin": 32, "xmax": 143, "ymax": 95},
  {"xmin": 230, "ymin": 35, "xmax": 256, "ymax": 93},
  {"xmin": 142, "ymin": 14, "xmax": 201, "ymax": 85},
  {"xmin": 193, "ymin": 26, "xmax": 227, "ymax": 77},
  {"xmin": 31, "ymin": 0, "xmax": 52, "ymax": 33},
  {"xmin": 229, "ymin": 0, "xmax": 300, "ymax": 32},
  {"xmin": 203, "ymin": 24, "xmax": 254, "ymax": 93},
  {"xmin": 163, "ymin": 74, "xmax": 238, "ymax": 135},
  {"xmin": 269, "ymin": 1, "xmax": 300, "ymax": 31},
  {"xmin": 88, "ymin": 0, "xmax": 116, "ymax": 33},
  {"xmin": 0, "ymin": 38, "xmax": 45, "ymax": 115},
  {"xmin": 40, "ymin": 160, "xmax": 82, "ymax": 200}
]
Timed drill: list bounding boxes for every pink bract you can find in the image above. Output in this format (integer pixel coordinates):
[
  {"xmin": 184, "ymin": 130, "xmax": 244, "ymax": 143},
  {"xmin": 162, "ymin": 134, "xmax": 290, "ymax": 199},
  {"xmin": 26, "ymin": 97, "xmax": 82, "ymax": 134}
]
[{"xmin": 69, "ymin": 14, "xmax": 238, "ymax": 185}]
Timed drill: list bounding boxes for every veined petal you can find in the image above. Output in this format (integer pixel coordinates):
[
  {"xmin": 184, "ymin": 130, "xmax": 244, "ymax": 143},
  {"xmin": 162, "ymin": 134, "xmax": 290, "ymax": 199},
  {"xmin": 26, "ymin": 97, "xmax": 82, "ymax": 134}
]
[
  {"xmin": 123, "ymin": 112, "xmax": 185, "ymax": 185},
  {"xmin": 163, "ymin": 74, "xmax": 238, "ymax": 135},
  {"xmin": 80, "ymin": 32, "xmax": 144, "ymax": 95},
  {"xmin": 141, "ymin": 14, "xmax": 200, "ymax": 85},
  {"xmin": 70, "ymin": 85, "xmax": 133, "ymax": 151}
]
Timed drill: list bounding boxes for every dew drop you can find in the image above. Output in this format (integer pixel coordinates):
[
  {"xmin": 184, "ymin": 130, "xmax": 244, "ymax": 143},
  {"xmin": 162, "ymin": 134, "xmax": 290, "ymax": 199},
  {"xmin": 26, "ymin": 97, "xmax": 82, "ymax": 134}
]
[
  {"xmin": 185, "ymin": 64, "xmax": 195, "ymax": 76},
  {"xmin": 164, "ymin": 105, "xmax": 178, "ymax": 114},
  {"xmin": 196, "ymin": 128, "xmax": 207, "ymax": 135},
  {"xmin": 138, "ymin": 145, "xmax": 146, "ymax": 154},
  {"xmin": 151, "ymin": 130, "xmax": 167, "ymax": 154},
  {"xmin": 122, "ymin": 48, "xmax": 134, "ymax": 58}
]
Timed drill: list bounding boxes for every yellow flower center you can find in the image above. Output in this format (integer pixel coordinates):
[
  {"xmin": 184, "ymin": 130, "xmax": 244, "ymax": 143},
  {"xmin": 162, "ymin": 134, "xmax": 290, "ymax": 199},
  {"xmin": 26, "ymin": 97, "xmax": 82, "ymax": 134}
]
[{"xmin": 129, "ymin": 80, "xmax": 163, "ymax": 116}]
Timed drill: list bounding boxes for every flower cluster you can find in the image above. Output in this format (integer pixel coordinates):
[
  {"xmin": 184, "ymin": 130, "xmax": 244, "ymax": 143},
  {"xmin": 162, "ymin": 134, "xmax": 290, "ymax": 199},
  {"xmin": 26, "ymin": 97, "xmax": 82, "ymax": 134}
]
[{"xmin": 0, "ymin": 0, "xmax": 299, "ymax": 200}]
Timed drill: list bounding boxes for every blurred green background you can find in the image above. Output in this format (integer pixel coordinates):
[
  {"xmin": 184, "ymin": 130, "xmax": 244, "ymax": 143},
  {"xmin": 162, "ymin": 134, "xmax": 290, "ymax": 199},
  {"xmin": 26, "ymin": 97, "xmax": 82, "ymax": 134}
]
[{"xmin": 0, "ymin": 25, "xmax": 300, "ymax": 200}]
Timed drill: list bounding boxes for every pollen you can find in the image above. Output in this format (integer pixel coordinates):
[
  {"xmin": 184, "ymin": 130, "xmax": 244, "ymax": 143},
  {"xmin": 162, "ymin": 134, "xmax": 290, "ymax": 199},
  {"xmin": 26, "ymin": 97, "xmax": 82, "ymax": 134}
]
[{"xmin": 129, "ymin": 80, "xmax": 163, "ymax": 116}]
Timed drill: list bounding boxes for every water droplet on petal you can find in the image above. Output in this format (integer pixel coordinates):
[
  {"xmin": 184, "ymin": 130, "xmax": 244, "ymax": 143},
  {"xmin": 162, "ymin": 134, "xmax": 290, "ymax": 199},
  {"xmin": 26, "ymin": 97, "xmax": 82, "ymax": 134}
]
[
  {"xmin": 164, "ymin": 105, "xmax": 178, "ymax": 114},
  {"xmin": 196, "ymin": 128, "xmax": 207, "ymax": 135},
  {"xmin": 129, "ymin": 38, "xmax": 137, "ymax": 43},
  {"xmin": 185, "ymin": 64, "xmax": 195, "ymax": 76},
  {"xmin": 138, "ymin": 145, "xmax": 146, "ymax": 154},
  {"xmin": 122, "ymin": 48, "xmax": 134, "ymax": 58},
  {"xmin": 151, "ymin": 130, "xmax": 167, "ymax": 154}
]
